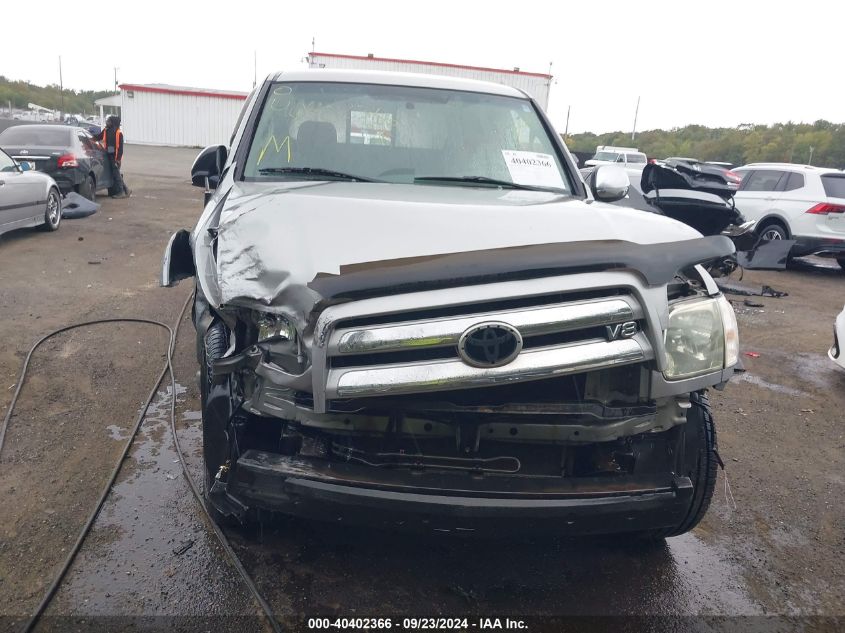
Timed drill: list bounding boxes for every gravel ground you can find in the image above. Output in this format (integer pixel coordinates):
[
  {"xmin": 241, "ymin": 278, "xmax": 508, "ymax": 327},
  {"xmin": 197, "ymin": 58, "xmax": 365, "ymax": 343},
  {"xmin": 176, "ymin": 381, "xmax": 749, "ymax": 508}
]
[{"xmin": 0, "ymin": 145, "xmax": 842, "ymax": 632}]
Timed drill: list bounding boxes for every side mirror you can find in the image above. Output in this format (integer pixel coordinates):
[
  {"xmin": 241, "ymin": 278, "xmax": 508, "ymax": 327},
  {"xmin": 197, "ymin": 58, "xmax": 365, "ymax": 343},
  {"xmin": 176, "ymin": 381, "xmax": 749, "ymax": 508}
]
[
  {"xmin": 191, "ymin": 145, "xmax": 228, "ymax": 188},
  {"xmin": 17, "ymin": 161, "xmax": 32, "ymax": 172},
  {"xmin": 591, "ymin": 165, "xmax": 630, "ymax": 202},
  {"xmin": 161, "ymin": 229, "xmax": 196, "ymax": 287}
]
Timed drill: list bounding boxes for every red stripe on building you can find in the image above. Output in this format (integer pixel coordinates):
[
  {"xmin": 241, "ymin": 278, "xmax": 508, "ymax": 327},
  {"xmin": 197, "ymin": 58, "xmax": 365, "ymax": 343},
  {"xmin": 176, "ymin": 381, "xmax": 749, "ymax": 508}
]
[{"xmin": 118, "ymin": 84, "xmax": 247, "ymax": 100}]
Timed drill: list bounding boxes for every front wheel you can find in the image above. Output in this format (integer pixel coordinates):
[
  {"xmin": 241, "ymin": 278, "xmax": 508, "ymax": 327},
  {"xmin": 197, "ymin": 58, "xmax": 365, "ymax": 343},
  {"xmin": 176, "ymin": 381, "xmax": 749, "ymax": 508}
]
[
  {"xmin": 758, "ymin": 222, "xmax": 788, "ymax": 241},
  {"xmin": 200, "ymin": 320, "xmax": 231, "ymax": 495},
  {"xmin": 640, "ymin": 391, "xmax": 718, "ymax": 540},
  {"xmin": 40, "ymin": 188, "xmax": 61, "ymax": 231}
]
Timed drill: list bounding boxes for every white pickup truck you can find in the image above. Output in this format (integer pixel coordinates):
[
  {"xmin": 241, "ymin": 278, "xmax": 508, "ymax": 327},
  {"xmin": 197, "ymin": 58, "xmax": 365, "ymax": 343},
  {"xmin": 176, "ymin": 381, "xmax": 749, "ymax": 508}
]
[{"xmin": 163, "ymin": 69, "xmax": 738, "ymax": 540}]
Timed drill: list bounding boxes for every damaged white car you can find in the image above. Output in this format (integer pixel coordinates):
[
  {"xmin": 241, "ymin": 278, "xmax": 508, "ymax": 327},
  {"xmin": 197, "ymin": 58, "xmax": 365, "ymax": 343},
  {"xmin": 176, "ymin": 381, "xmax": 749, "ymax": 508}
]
[
  {"xmin": 162, "ymin": 69, "xmax": 739, "ymax": 539},
  {"xmin": 831, "ymin": 305, "xmax": 845, "ymax": 370}
]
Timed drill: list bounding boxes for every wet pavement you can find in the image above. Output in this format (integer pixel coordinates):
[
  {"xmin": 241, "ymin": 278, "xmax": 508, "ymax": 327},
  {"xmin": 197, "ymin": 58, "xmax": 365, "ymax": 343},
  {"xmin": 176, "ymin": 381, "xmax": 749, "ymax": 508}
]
[{"xmin": 44, "ymin": 384, "xmax": 256, "ymax": 625}]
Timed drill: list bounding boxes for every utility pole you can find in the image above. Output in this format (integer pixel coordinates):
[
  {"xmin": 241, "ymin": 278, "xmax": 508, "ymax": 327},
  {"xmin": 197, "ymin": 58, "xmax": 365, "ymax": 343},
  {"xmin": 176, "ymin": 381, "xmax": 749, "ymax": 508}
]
[
  {"xmin": 564, "ymin": 105, "xmax": 571, "ymax": 137},
  {"xmin": 253, "ymin": 50, "xmax": 257, "ymax": 89},
  {"xmin": 631, "ymin": 96, "xmax": 640, "ymax": 142},
  {"xmin": 114, "ymin": 67, "xmax": 119, "ymax": 92},
  {"xmin": 58, "ymin": 56, "xmax": 65, "ymax": 119},
  {"xmin": 808, "ymin": 146, "xmax": 815, "ymax": 166}
]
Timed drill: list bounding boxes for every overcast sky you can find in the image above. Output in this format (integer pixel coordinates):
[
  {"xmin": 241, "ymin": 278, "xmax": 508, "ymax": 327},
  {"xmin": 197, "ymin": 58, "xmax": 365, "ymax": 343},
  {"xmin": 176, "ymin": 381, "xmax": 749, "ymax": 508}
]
[{"xmin": 5, "ymin": 0, "xmax": 844, "ymax": 134}]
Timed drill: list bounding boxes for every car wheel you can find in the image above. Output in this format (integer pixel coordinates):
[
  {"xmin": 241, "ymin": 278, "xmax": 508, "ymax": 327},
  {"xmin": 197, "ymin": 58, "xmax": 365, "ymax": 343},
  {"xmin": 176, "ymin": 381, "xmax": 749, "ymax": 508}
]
[
  {"xmin": 199, "ymin": 319, "xmax": 247, "ymax": 530},
  {"xmin": 636, "ymin": 391, "xmax": 718, "ymax": 541},
  {"xmin": 758, "ymin": 222, "xmax": 788, "ymax": 241},
  {"xmin": 40, "ymin": 188, "xmax": 62, "ymax": 232},
  {"xmin": 78, "ymin": 174, "xmax": 96, "ymax": 201}
]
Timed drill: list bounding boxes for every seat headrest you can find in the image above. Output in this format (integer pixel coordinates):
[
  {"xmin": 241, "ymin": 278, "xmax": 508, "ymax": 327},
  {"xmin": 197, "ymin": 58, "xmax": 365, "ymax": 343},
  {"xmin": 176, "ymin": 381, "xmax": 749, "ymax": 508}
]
[{"xmin": 297, "ymin": 121, "xmax": 338, "ymax": 146}]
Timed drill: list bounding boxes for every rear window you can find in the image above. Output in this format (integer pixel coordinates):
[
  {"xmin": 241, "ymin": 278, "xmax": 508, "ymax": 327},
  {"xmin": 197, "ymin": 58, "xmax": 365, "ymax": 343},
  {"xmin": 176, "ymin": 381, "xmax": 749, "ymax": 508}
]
[
  {"xmin": 0, "ymin": 126, "xmax": 71, "ymax": 146},
  {"xmin": 821, "ymin": 174, "xmax": 845, "ymax": 198}
]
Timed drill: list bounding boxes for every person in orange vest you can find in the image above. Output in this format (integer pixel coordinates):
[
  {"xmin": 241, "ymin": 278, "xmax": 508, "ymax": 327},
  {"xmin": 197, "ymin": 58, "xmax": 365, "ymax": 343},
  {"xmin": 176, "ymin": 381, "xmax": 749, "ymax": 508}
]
[{"xmin": 94, "ymin": 115, "xmax": 131, "ymax": 198}]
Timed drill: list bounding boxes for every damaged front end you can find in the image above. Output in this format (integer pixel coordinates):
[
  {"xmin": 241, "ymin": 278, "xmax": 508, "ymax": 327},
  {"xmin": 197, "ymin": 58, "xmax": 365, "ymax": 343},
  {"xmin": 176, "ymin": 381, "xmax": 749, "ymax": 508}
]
[{"xmin": 192, "ymin": 236, "xmax": 737, "ymax": 536}]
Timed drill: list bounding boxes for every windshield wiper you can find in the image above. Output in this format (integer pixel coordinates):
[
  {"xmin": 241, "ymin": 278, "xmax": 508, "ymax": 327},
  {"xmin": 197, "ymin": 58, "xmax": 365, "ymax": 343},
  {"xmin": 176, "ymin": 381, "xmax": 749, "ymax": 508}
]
[
  {"xmin": 414, "ymin": 175, "xmax": 564, "ymax": 192},
  {"xmin": 257, "ymin": 167, "xmax": 377, "ymax": 182}
]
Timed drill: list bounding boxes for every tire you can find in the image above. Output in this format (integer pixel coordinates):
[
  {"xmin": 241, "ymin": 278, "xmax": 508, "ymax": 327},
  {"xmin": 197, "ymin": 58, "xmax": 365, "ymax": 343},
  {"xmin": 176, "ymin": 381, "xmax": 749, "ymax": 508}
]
[
  {"xmin": 200, "ymin": 321, "xmax": 231, "ymax": 495},
  {"xmin": 757, "ymin": 221, "xmax": 788, "ymax": 242},
  {"xmin": 78, "ymin": 174, "xmax": 96, "ymax": 201},
  {"xmin": 639, "ymin": 391, "xmax": 719, "ymax": 540},
  {"xmin": 40, "ymin": 188, "xmax": 62, "ymax": 232}
]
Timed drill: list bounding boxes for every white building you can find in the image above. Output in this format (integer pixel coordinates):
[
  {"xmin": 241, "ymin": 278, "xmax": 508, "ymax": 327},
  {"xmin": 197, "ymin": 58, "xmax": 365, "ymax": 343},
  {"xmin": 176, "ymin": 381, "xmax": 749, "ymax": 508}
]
[
  {"xmin": 116, "ymin": 84, "xmax": 248, "ymax": 147},
  {"xmin": 306, "ymin": 52, "xmax": 552, "ymax": 109}
]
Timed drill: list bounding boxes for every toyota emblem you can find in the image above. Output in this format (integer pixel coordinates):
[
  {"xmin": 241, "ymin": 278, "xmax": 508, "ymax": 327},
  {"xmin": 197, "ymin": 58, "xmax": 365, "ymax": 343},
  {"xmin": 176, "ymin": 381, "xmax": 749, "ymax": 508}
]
[{"xmin": 458, "ymin": 322, "xmax": 523, "ymax": 368}]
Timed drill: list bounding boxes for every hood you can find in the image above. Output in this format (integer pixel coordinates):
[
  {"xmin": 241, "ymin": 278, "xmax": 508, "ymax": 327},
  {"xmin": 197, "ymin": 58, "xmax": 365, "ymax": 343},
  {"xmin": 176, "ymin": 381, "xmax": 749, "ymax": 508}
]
[{"xmin": 212, "ymin": 181, "xmax": 706, "ymax": 316}]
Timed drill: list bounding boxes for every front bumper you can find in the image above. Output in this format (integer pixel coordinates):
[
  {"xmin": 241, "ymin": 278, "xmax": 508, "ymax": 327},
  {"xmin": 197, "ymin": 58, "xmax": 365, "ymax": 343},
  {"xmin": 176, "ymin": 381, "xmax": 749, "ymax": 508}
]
[{"xmin": 220, "ymin": 450, "xmax": 693, "ymax": 535}]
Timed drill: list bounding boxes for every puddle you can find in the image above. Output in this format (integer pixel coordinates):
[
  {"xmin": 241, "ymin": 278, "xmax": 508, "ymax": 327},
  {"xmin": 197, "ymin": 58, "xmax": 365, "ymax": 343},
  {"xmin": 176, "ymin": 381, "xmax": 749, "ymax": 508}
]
[
  {"xmin": 105, "ymin": 424, "xmax": 129, "ymax": 441},
  {"xmin": 782, "ymin": 352, "xmax": 840, "ymax": 391},
  {"xmin": 138, "ymin": 382, "xmax": 187, "ymax": 421},
  {"xmin": 181, "ymin": 410, "xmax": 202, "ymax": 422},
  {"xmin": 235, "ymin": 510, "xmax": 763, "ymax": 618},
  {"xmin": 736, "ymin": 373, "xmax": 809, "ymax": 398}
]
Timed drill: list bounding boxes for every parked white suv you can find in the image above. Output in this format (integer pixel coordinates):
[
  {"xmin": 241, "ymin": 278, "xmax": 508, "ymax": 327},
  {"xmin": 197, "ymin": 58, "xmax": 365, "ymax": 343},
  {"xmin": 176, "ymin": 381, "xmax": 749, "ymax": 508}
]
[
  {"xmin": 585, "ymin": 146, "xmax": 648, "ymax": 169},
  {"xmin": 732, "ymin": 163, "xmax": 845, "ymax": 268}
]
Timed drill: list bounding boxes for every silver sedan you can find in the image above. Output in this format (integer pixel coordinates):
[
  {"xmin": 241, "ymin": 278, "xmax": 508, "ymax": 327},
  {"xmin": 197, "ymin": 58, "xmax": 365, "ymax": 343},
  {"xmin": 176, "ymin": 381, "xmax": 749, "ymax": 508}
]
[{"xmin": 0, "ymin": 148, "xmax": 61, "ymax": 238}]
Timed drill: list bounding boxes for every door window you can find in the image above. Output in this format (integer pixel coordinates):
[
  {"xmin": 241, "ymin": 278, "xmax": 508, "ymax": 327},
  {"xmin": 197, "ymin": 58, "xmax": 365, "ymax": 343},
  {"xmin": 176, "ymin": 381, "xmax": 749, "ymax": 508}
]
[
  {"xmin": 78, "ymin": 133, "xmax": 96, "ymax": 151},
  {"xmin": 741, "ymin": 170, "xmax": 787, "ymax": 192},
  {"xmin": 0, "ymin": 150, "xmax": 16, "ymax": 172}
]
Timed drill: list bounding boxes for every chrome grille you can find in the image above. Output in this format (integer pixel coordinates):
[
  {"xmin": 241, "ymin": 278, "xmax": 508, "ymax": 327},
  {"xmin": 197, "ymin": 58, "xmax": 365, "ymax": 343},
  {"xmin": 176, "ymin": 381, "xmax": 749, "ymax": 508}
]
[{"xmin": 313, "ymin": 292, "xmax": 653, "ymax": 407}]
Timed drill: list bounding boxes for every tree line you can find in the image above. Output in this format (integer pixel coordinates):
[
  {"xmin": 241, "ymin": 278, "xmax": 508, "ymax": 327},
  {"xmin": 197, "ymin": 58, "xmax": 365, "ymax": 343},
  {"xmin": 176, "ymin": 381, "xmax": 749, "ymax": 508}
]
[
  {"xmin": 564, "ymin": 121, "xmax": 845, "ymax": 169},
  {"xmin": 0, "ymin": 76, "xmax": 115, "ymax": 116}
]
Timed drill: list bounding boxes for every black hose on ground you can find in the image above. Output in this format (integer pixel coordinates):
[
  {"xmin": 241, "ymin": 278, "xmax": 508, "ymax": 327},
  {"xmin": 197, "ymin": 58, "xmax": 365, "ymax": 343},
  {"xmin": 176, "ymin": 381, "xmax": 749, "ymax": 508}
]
[{"xmin": 0, "ymin": 294, "xmax": 281, "ymax": 633}]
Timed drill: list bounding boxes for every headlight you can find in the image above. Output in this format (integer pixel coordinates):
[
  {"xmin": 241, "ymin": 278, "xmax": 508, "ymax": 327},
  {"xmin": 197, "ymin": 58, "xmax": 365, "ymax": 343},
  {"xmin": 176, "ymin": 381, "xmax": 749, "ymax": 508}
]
[
  {"xmin": 663, "ymin": 296, "xmax": 738, "ymax": 380},
  {"xmin": 255, "ymin": 313, "xmax": 295, "ymax": 342}
]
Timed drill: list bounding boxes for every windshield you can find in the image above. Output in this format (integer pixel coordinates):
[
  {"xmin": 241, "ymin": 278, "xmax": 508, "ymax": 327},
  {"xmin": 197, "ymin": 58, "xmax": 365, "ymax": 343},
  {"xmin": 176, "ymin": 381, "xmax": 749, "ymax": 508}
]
[
  {"xmin": 243, "ymin": 82, "xmax": 571, "ymax": 192},
  {"xmin": 0, "ymin": 126, "xmax": 71, "ymax": 146},
  {"xmin": 593, "ymin": 151, "xmax": 620, "ymax": 162}
]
